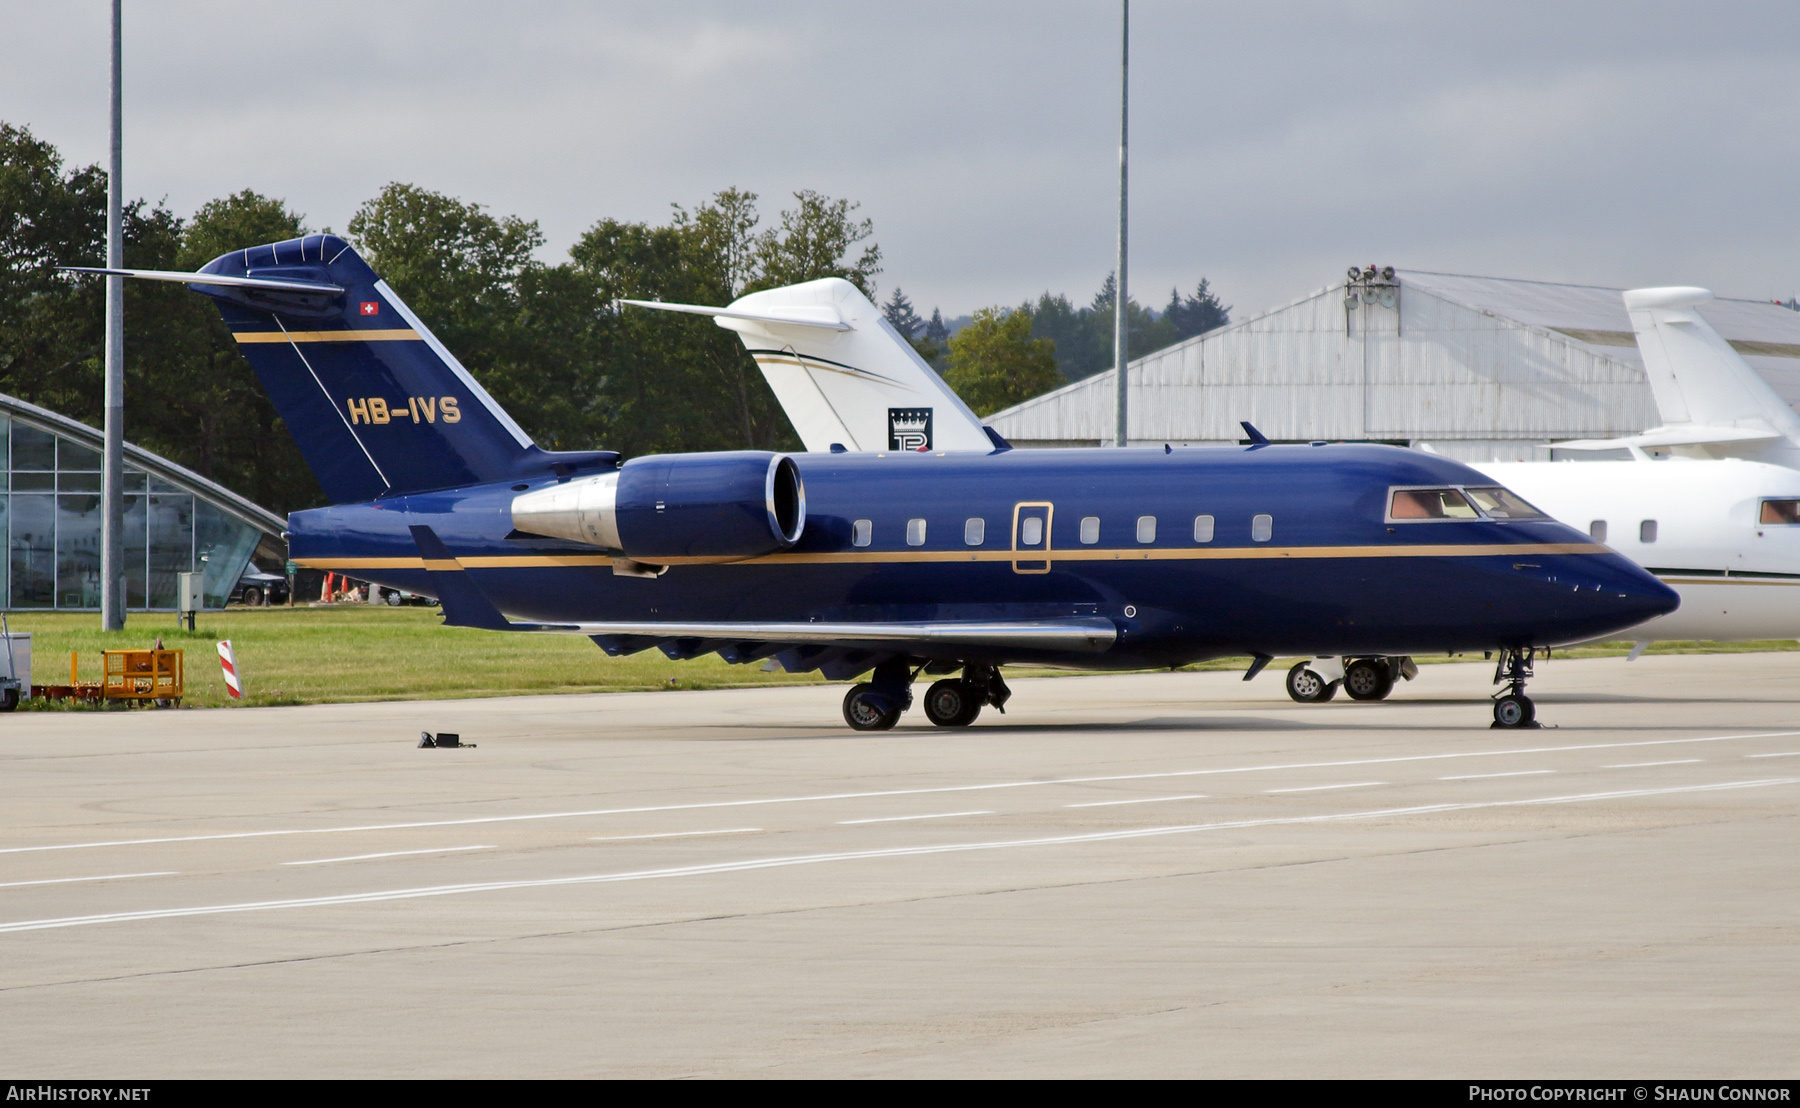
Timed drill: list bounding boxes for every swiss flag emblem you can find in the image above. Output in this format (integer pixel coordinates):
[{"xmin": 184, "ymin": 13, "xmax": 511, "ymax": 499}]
[{"xmin": 359, "ymin": 301, "xmax": 380, "ymax": 316}]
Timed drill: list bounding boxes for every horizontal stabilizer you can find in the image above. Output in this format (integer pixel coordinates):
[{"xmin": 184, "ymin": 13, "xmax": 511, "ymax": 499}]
[
  {"xmin": 619, "ymin": 299, "xmax": 851, "ymax": 331},
  {"xmin": 1554, "ymin": 425, "xmax": 1783, "ymax": 451},
  {"xmin": 60, "ymin": 265, "xmax": 344, "ymax": 294}
]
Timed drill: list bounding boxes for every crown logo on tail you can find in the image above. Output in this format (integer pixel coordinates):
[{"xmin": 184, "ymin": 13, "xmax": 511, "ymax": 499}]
[{"xmin": 888, "ymin": 408, "xmax": 934, "ymax": 451}]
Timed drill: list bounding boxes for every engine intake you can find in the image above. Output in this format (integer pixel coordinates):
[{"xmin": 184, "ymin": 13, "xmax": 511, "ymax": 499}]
[{"xmin": 510, "ymin": 451, "xmax": 805, "ymax": 562}]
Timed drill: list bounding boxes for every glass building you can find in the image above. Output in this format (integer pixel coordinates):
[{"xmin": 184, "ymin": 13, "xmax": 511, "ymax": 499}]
[{"xmin": 0, "ymin": 396, "xmax": 286, "ymax": 610}]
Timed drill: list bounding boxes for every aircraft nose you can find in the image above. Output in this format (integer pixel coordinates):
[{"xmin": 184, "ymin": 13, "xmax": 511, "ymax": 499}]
[{"xmin": 1587, "ymin": 559, "xmax": 1680, "ymax": 630}]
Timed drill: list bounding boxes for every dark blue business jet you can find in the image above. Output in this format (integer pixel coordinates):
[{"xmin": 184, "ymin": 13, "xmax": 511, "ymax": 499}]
[{"xmin": 72, "ymin": 236, "xmax": 1677, "ymax": 730}]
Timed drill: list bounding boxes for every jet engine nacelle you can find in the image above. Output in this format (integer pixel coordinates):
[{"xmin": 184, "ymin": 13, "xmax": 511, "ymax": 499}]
[{"xmin": 510, "ymin": 451, "xmax": 805, "ymax": 562}]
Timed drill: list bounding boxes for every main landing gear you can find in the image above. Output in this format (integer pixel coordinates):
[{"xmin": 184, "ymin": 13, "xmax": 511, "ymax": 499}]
[
  {"xmin": 1490, "ymin": 646, "xmax": 1540, "ymax": 729},
  {"xmin": 841, "ymin": 661, "xmax": 1010, "ymax": 731},
  {"xmin": 1285, "ymin": 656, "xmax": 1417, "ymax": 703}
]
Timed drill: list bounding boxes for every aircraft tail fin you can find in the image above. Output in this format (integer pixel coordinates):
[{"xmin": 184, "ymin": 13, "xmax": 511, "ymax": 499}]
[
  {"xmin": 1623, "ymin": 286, "xmax": 1800, "ymax": 448},
  {"xmin": 134, "ymin": 235, "xmax": 613, "ymax": 503},
  {"xmin": 624, "ymin": 279, "xmax": 998, "ymax": 453}
]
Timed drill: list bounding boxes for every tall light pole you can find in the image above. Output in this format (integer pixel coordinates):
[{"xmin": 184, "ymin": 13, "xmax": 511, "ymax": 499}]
[
  {"xmin": 1113, "ymin": 0, "xmax": 1129, "ymax": 448},
  {"xmin": 102, "ymin": 0, "xmax": 125, "ymax": 630}
]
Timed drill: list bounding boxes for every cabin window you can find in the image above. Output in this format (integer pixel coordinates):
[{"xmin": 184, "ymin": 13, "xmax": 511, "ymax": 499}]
[
  {"xmin": 1080, "ymin": 516, "xmax": 1100, "ymax": 544},
  {"xmin": 1640, "ymin": 520, "xmax": 1658, "ymax": 544},
  {"xmin": 906, "ymin": 518, "xmax": 927, "ymax": 546},
  {"xmin": 964, "ymin": 517, "xmax": 985, "ymax": 546},
  {"xmin": 1252, "ymin": 514, "xmax": 1273, "ymax": 542},
  {"xmin": 1389, "ymin": 488, "xmax": 1479, "ymax": 520},
  {"xmin": 1020, "ymin": 517, "xmax": 1043, "ymax": 546},
  {"xmin": 1136, "ymin": 515, "xmax": 1156, "ymax": 543},
  {"xmin": 852, "ymin": 519, "xmax": 872, "ymax": 547},
  {"xmin": 1761, "ymin": 499, "xmax": 1800, "ymax": 524},
  {"xmin": 1589, "ymin": 521, "xmax": 1608, "ymax": 543},
  {"xmin": 1193, "ymin": 515, "xmax": 1214, "ymax": 543},
  {"xmin": 1463, "ymin": 487, "xmax": 1546, "ymax": 520}
]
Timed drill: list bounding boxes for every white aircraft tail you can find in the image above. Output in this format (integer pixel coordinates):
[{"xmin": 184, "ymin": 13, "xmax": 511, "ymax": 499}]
[
  {"xmin": 623, "ymin": 278, "xmax": 997, "ymax": 453},
  {"xmin": 1557, "ymin": 287, "xmax": 1800, "ymax": 458}
]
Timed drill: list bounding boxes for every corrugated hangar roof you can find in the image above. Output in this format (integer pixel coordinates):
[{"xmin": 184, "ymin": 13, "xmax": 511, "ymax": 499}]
[
  {"xmin": 1400, "ymin": 271, "xmax": 1800, "ymax": 410},
  {"xmin": 985, "ymin": 268, "xmax": 1800, "ymax": 451}
]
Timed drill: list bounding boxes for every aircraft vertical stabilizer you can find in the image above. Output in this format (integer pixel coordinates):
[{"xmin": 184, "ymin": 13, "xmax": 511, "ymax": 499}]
[
  {"xmin": 1556, "ymin": 287, "xmax": 1800, "ymax": 459},
  {"xmin": 624, "ymin": 279, "xmax": 997, "ymax": 453}
]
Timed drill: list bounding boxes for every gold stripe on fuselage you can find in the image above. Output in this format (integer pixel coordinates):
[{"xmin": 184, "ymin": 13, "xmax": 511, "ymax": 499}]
[
  {"xmin": 233, "ymin": 329, "xmax": 421, "ymax": 344},
  {"xmin": 295, "ymin": 541, "xmax": 1607, "ymax": 572}
]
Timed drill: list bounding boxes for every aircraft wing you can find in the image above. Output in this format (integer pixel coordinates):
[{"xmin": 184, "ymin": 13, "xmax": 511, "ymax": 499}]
[{"xmin": 506, "ymin": 617, "xmax": 1117, "ymax": 653}]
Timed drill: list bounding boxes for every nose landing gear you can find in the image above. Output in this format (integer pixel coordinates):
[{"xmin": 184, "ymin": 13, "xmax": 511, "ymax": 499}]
[{"xmin": 1491, "ymin": 646, "xmax": 1540, "ymax": 728}]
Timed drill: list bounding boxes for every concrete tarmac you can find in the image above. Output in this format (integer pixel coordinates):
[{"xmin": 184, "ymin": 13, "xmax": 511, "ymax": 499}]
[{"xmin": 3, "ymin": 653, "xmax": 1800, "ymax": 1078}]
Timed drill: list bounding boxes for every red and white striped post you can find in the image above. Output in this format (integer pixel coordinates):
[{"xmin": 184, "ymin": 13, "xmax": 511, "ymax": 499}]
[{"xmin": 217, "ymin": 639, "xmax": 241, "ymax": 699}]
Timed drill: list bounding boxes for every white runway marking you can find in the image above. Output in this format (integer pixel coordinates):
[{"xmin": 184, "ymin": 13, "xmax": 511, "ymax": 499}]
[
  {"xmin": 1440, "ymin": 770, "xmax": 1555, "ymax": 781},
  {"xmin": 8, "ymin": 730, "xmax": 1799, "ymax": 857},
  {"xmin": 1747, "ymin": 751, "xmax": 1800, "ymax": 759},
  {"xmin": 838, "ymin": 811, "xmax": 993, "ymax": 825},
  {"xmin": 1065, "ymin": 794, "xmax": 1209, "ymax": 808},
  {"xmin": 588, "ymin": 829, "xmax": 762, "ymax": 842},
  {"xmin": 1265, "ymin": 782, "xmax": 1386, "ymax": 794},
  {"xmin": 3, "ymin": 777, "xmax": 1791, "ymax": 935},
  {"xmin": 1604, "ymin": 760, "xmax": 1704, "ymax": 769},
  {"xmin": 0, "ymin": 871, "xmax": 174, "ymax": 889},
  {"xmin": 282, "ymin": 846, "xmax": 495, "ymax": 867}
]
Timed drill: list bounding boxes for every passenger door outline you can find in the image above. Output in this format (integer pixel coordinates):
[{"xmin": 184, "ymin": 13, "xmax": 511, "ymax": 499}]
[{"xmin": 1012, "ymin": 501, "xmax": 1053, "ymax": 574}]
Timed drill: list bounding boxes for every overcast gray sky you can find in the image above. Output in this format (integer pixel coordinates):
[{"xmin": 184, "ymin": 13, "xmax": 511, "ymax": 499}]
[{"xmin": 4, "ymin": 1, "xmax": 1797, "ymax": 321}]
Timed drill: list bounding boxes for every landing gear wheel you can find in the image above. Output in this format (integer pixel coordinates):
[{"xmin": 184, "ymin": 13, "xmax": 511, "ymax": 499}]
[
  {"xmin": 1343, "ymin": 658, "xmax": 1394, "ymax": 701},
  {"xmin": 843, "ymin": 683, "xmax": 901, "ymax": 731},
  {"xmin": 923, "ymin": 679, "xmax": 982, "ymax": 727},
  {"xmin": 1285, "ymin": 663, "xmax": 1338, "ymax": 703},
  {"xmin": 1492, "ymin": 693, "xmax": 1536, "ymax": 729}
]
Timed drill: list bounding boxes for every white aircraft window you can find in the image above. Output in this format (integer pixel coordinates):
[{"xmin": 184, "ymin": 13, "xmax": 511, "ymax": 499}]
[
  {"xmin": 852, "ymin": 519, "xmax": 872, "ymax": 547},
  {"xmin": 1080, "ymin": 516, "xmax": 1100, "ymax": 544},
  {"xmin": 907, "ymin": 518, "xmax": 927, "ymax": 546},
  {"xmin": 1252, "ymin": 514, "xmax": 1273, "ymax": 542},
  {"xmin": 1640, "ymin": 520, "xmax": 1657, "ymax": 544},
  {"xmin": 1463, "ymin": 487, "xmax": 1547, "ymax": 520},
  {"xmin": 1761, "ymin": 499, "xmax": 1800, "ymax": 524},
  {"xmin": 1589, "ymin": 520, "xmax": 1608, "ymax": 543},
  {"xmin": 964, "ymin": 517, "xmax": 985, "ymax": 546},
  {"xmin": 1193, "ymin": 514, "xmax": 1214, "ymax": 543},
  {"xmin": 1020, "ymin": 517, "xmax": 1043, "ymax": 546},
  {"xmin": 1389, "ymin": 488, "xmax": 1479, "ymax": 520},
  {"xmin": 1136, "ymin": 515, "xmax": 1156, "ymax": 543}
]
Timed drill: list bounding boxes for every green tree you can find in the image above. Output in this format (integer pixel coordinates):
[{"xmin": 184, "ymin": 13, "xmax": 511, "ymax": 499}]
[
  {"xmin": 750, "ymin": 190, "xmax": 881, "ymax": 296},
  {"xmin": 943, "ymin": 307, "xmax": 1060, "ymax": 416},
  {"xmin": 1163, "ymin": 278, "xmax": 1230, "ymax": 341}
]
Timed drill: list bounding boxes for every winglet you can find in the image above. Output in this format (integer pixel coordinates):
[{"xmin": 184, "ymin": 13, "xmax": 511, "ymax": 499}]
[
  {"xmin": 409, "ymin": 525, "xmax": 511, "ymax": 630},
  {"xmin": 1240, "ymin": 421, "xmax": 1270, "ymax": 447}
]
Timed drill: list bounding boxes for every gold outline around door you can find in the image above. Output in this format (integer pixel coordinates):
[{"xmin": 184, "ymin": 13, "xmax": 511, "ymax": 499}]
[{"xmin": 1011, "ymin": 501, "xmax": 1054, "ymax": 574}]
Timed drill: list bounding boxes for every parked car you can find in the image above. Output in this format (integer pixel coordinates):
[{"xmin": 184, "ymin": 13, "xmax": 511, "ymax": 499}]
[{"xmin": 230, "ymin": 567, "xmax": 290, "ymax": 606}]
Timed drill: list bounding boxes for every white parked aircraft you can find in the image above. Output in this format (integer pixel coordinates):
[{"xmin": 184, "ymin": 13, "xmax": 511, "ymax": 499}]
[{"xmin": 631, "ymin": 281, "xmax": 1800, "ymax": 703}]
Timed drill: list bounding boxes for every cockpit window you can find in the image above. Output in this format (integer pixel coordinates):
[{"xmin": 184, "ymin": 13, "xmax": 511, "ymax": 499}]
[
  {"xmin": 1463, "ymin": 487, "xmax": 1547, "ymax": 520},
  {"xmin": 1388, "ymin": 485, "xmax": 1545, "ymax": 523},
  {"xmin": 1389, "ymin": 488, "xmax": 1479, "ymax": 520},
  {"xmin": 1761, "ymin": 499, "xmax": 1800, "ymax": 524}
]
